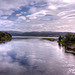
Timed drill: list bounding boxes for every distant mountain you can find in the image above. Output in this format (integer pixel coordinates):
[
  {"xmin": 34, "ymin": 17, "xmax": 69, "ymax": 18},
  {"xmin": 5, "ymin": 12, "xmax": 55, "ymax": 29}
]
[
  {"xmin": 1, "ymin": 31, "xmax": 73, "ymax": 37},
  {"xmin": 1, "ymin": 31, "xmax": 24, "ymax": 36},
  {"xmin": 23, "ymin": 32, "xmax": 68, "ymax": 36}
]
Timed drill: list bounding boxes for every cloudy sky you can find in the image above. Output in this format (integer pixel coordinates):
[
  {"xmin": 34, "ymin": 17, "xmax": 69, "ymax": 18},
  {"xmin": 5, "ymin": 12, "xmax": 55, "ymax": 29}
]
[{"xmin": 0, "ymin": 0, "xmax": 75, "ymax": 32}]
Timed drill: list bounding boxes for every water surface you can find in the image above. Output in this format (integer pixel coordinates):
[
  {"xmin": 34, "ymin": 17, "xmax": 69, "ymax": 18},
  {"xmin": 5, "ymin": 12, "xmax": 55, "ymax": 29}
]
[{"xmin": 0, "ymin": 38, "xmax": 75, "ymax": 75}]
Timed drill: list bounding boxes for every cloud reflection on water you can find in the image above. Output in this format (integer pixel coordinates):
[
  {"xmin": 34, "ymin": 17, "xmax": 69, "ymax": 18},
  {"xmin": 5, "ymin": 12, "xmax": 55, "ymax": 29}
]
[
  {"xmin": 0, "ymin": 39, "xmax": 75, "ymax": 75},
  {"xmin": 0, "ymin": 39, "xmax": 54, "ymax": 75}
]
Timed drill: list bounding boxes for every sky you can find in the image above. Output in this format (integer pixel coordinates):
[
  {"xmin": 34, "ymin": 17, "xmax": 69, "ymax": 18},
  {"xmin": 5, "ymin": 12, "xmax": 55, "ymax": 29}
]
[{"xmin": 0, "ymin": 0, "xmax": 75, "ymax": 32}]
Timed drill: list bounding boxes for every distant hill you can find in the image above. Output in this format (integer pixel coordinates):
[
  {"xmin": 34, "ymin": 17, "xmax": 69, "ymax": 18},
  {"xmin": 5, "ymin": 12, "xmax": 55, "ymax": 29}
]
[{"xmin": 1, "ymin": 31, "xmax": 73, "ymax": 37}]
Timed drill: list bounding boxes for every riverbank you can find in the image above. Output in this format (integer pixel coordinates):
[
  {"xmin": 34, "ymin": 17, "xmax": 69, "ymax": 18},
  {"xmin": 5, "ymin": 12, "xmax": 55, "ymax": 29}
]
[{"xmin": 58, "ymin": 33, "xmax": 75, "ymax": 50}]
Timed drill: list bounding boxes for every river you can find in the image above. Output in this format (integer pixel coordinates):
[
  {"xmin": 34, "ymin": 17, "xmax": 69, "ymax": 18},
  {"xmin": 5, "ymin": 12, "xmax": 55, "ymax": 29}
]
[{"xmin": 0, "ymin": 37, "xmax": 75, "ymax": 75}]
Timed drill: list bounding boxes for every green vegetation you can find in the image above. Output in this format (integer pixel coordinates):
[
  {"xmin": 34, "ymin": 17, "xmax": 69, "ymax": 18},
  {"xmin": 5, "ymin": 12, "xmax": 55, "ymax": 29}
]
[
  {"xmin": 58, "ymin": 33, "xmax": 75, "ymax": 50},
  {"xmin": 43, "ymin": 38, "xmax": 55, "ymax": 41},
  {"xmin": 0, "ymin": 32, "xmax": 12, "ymax": 41}
]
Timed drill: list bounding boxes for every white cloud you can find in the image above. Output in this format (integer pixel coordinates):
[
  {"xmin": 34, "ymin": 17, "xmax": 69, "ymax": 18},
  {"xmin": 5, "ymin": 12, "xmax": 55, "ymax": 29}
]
[
  {"xmin": 48, "ymin": 5, "xmax": 57, "ymax": 10},
  {"xmin": 63, "ymin": 0, "xmax": 75, "ymax": 4},
  {"xmin": 0, "ymin": 9, "xmax": 14, "ymax": 16},
  {"xmin": 17, "ymin": 16, "xmax": 26, "ymax": 20},
  {"xmin": 0, "ymin": 20, "xmax": 14, "ymax": 27},
  {"xmin": 16, "ymin": 12, "xmax": 26, "ymax": 17},
  {"xmin": 27, "ymin": 10, "xmax": 47, "ymax": 20},
  {"xmin": 0, "ymin": 0, "xmax": 28, "ymax": 10},
  {"xmin": 0, "ymin": 0, "xmax": 75, "ymax": 32},
  {"xmin": 0, "ymin": 0, "xmax": 29, "ymax": 16},
  {"xmin": 0, "ymin": 16, "xmax": 8, "ymax": 19},
  {"xmin": 28, "ymin": 7, "xmax": 37, "ymax": 13},
  {"xmin": 16, "ymin": 14, "xmax": 22, "ymax": 16}
]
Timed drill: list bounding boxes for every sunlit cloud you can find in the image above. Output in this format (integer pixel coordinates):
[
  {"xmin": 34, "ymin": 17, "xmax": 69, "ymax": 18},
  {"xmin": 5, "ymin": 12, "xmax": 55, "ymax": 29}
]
[{"xmin": 63, "ymin": 0, "xmax": 75, "ymax": 4}]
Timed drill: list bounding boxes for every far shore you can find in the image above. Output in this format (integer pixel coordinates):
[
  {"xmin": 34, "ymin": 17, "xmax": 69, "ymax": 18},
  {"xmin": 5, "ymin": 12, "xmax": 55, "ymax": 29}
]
[{"xmin": 12, "ymin": 36, "xmax": 58, "ymax": 40}]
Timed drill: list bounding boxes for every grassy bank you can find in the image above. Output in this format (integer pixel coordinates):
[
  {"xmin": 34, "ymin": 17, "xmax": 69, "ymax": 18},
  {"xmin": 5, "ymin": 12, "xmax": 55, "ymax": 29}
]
[{"xmin": 43, "ymin": 38, "xmax": 55, "ymax": 41}]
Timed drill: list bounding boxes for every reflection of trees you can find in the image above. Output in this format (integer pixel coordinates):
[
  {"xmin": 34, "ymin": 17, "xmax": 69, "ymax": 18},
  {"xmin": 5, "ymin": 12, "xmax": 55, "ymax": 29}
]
[
  {"xmin": 0, "ymin": 40, "xmax": 11, "ymax": 44},
  {"xmin": 60, "ymin": 45, "xmax": 75, "ymax": 55},
  {"xmin": 58, "ymin": 42, "xmax": 62, "ymax": 49},
  {"xmin": 65, "ymin": 47, "xmax": 75, "ymax": 54},
  {"xmin": 58, "ymin": 42, "xmax": 75, "ymax": 54}
]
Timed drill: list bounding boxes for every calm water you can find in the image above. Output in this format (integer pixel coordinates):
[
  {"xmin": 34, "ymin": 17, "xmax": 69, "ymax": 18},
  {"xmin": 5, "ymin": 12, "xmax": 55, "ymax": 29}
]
[{"xmin": 0, "ymin": 37, "xmax": 75, "ymax": 75}]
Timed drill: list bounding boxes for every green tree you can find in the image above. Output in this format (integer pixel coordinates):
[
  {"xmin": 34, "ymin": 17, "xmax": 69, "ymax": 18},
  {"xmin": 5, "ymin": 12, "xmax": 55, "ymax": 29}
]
[
  {"xmin": 63, "ymin": 33, "xmax": 72, "ymax": 43},
  {"xmin": 58, "ymin": 36, "xmax": 62, "ymax": 42},
  {"xmin": 0, "ymin": 32, "xmax": 12, "ymax": 41}
]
